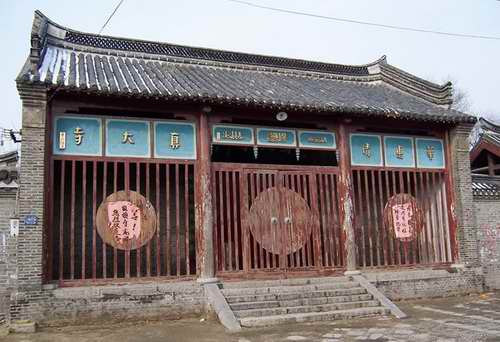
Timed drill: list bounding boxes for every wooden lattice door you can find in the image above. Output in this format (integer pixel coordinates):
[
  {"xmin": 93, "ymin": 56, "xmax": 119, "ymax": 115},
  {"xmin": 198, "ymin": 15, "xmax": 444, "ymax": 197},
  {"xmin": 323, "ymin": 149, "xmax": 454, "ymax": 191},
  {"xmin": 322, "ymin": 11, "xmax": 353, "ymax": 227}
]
[{"xmin": 243, "ymin": 169, "xmax": 321, "ymax": 273}]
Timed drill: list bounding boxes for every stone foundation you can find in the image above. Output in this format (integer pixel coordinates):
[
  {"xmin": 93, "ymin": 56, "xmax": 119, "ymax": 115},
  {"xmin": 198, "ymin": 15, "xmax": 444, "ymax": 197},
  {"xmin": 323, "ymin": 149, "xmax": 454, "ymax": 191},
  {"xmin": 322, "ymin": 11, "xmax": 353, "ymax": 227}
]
[
  {"xmin": 9, "ymin": 281, "xmax": 206, "ymax": 327},
  {"xmin": 364, "ymin": 268, "xmax": 484, "ymax": 300}
]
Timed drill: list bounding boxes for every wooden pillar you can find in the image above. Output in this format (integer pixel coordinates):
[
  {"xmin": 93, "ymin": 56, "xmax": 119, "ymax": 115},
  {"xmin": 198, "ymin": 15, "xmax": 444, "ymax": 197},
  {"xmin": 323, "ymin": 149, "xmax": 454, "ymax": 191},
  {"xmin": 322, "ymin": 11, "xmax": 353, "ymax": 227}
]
[
  {"xmin": 337, "ymin": 123, "xmax": 358, "ymax": 273},
  {"xmin": 487, "ymin": 152, "xmax": 495, "ymax": 176},
  {"xmin": 196, "ymin": 107, "xmax": 216, "ymax": 281}
]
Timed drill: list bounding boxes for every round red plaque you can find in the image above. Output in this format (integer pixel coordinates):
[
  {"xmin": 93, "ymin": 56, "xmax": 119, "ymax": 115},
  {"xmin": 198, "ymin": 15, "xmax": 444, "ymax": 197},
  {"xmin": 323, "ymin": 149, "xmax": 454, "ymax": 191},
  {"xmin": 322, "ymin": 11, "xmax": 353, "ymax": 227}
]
[{"xmin": 96, "ymin": 190, "xmax": 156, "ymax": 250}]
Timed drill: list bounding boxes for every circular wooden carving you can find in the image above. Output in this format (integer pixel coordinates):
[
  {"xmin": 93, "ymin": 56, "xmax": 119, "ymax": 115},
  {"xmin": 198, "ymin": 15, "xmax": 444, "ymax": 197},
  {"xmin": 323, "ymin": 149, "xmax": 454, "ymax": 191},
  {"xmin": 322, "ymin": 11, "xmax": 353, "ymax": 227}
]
[
  {"xmin": 96, "ymin": 190, "xmax": 156, "ymax": 250},
  {"xmin": 248, "ymin": 187, "xmax": 315, "ymax": 255},
  {"xmin": 383, "ymin": 193, "xmax": 423, "ymax": 242}
]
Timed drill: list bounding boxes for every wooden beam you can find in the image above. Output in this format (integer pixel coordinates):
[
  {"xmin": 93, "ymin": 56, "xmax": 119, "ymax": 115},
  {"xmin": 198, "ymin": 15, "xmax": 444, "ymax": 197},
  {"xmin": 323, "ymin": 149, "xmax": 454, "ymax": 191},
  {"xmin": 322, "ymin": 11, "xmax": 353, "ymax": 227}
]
[{"xmin": 488, "ymin": 153, "xmax": 496, "ymax": 176}]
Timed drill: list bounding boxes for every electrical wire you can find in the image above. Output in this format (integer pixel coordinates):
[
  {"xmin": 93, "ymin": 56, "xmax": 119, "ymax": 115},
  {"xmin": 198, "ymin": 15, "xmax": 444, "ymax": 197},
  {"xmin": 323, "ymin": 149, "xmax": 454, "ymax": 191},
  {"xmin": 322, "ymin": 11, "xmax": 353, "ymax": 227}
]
[
  {"xmin": 227, "ymin": 0, "xmax": 500, "ymax": 41},
  {"xmin": 99, "ymin": 0, "xmax": 125, "ymax": 35}
]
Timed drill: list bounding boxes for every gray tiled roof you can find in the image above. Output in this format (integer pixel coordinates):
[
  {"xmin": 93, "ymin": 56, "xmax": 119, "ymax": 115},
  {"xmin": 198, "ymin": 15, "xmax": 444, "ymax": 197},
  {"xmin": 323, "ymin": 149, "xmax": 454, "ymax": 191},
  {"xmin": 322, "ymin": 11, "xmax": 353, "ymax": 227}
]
[
  {"xmin": 472, "ymin": 175, "xmax": 500, "ymax": 199},
  {"xmin": 17, "ymin": 11, "xmax": 476, "ymax": 124}
]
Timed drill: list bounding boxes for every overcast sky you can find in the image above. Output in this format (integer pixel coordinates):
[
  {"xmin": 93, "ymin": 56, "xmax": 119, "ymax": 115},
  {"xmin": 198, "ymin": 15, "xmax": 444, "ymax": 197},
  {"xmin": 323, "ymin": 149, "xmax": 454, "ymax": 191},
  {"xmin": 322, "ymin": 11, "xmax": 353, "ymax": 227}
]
[{"xmin": 1, "ymin": 0, "xmax": 499, "ymax": 152}]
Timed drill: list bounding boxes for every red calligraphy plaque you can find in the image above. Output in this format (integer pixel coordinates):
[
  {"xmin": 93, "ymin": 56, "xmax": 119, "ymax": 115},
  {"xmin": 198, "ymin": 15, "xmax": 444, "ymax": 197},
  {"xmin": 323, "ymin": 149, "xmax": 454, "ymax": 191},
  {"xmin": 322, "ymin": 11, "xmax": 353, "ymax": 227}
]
[
  {"xmin": 96, "ymin": 190, "xmax": 156, "ymax": 250},
  {"xmin": 383, "ymin": 193, "xmax": 423, "ymax": 242}
]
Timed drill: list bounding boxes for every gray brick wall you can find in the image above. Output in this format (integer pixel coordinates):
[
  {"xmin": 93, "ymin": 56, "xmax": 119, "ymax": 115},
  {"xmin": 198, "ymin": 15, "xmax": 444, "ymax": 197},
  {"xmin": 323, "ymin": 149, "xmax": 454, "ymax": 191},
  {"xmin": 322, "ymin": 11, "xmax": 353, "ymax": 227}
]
[
  {"xmin": 449, "ymin": 125, "xmax": 480, "ymax": 267},
  {"xmin": 10, "ymin": 282, "xmax": 205, "ymax": 326},
  {"xmin": 0, "ymin": 189, "xmax": 17, "ymax": 326},
  {"xmin": 16, "ymin": 84, "xmax": 47, "ymax": 291},
  {"xmin": 365, "ymin": 268, "xmax": 483, "ymax": 300},
  {"xmin": 475, "ymin": 198, "xmax": 500, "ymax": 289}
]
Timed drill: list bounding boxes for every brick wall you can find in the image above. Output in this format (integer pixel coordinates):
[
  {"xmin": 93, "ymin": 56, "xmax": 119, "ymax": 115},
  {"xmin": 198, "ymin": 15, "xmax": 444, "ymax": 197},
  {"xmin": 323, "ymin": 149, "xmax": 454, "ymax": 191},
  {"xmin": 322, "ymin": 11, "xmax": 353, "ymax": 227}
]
[
  {"xmin": 0, "ymin": 189, "xmax": 17, "ymax": 326},
  {"xmin": 10, "ymin": 282, "xmax": 205, "ymax": 326},
  {"xmin": 475, "ymin": 198, "xmax": 500, "ymax": 289},
  {"xmin": 365, "ymin": 268, "xmax": 483, "ymax": 300}
]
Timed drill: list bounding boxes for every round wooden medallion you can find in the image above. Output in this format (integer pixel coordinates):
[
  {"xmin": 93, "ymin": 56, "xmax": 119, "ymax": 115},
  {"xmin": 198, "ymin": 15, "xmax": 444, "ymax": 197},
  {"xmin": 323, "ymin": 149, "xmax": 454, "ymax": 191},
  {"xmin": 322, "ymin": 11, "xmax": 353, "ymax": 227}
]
[
  {"xmin": 248, "ymin": 187, "xmax": 315, "ymax": 255},
  {"xmin": 96, "ymin": 190, "xmax": 156, "ymax": 250},
  {"xmin": 383, "ymin": 193, "xmax": 423, "ymax": 242}
]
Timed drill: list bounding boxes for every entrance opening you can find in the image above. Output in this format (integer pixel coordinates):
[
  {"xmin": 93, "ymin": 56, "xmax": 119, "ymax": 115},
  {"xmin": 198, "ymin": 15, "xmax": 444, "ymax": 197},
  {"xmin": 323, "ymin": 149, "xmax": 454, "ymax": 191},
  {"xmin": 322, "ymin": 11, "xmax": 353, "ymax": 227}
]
[{"xmin": 211, "ymin": 145, "xmax": 338, "ymax": 166}]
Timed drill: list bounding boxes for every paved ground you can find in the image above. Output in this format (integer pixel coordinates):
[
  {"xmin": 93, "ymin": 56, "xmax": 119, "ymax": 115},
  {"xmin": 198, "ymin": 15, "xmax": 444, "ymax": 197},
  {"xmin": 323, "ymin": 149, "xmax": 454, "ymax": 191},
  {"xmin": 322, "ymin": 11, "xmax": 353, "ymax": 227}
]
[{"xmin": 4, "ymin": 291, "xmax": 500, "ymax": 342}]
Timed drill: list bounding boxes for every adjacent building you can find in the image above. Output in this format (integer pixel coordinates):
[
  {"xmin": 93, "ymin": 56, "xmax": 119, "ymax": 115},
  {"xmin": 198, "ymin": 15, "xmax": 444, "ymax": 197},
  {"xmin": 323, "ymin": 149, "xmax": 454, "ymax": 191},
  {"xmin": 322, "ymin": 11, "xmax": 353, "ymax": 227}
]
[{"xmin": 471, "ymin": 118, "xmax": 500, "ymax": 290}]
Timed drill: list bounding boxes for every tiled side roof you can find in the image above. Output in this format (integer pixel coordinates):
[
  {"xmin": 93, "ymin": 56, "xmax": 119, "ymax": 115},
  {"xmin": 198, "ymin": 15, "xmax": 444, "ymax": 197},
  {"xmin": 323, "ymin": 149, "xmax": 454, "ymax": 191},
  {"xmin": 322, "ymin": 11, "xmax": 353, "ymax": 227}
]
[
  {"xmin": 16, "ymin": 11, "xmax": 476, "ymax": 124},
  {"xmin": 64, "ymin": 31, "xmax": 370, "ymax": 76},
  {"xmin": 472, "ymin": 175, "xmax": 500, "ymax": 199}
]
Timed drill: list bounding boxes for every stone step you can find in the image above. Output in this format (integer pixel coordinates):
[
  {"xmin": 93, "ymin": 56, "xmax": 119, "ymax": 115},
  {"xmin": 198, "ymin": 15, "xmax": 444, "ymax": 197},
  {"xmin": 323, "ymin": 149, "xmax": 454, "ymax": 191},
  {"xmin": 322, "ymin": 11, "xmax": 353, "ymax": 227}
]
[
  {"xmin": 225, "ymin": 287, "xmax": 368, "ymax": 304},
  {"xmin": 221, "ymin": 276, "xmax": 350, "ymax": 289},
  {"xmin": 235, "ymin": 300, "xmax": 381, "ymax": 318},
  {"xmin": 221, "ymin": 281, "xmax": 359, "ymax": 296},
  {"xmin": 229, "ymin": 293, "xmax": 374, "ymax": 311},
  {"xmin": 239, "ymin": 306, "xmax": 390, "ymax": 327}
]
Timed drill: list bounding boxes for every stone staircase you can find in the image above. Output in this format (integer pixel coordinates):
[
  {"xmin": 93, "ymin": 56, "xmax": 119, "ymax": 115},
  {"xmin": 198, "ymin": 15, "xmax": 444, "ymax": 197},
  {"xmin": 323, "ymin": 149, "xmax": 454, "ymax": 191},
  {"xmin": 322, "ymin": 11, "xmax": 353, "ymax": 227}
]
[{"xmin": 220, "ymin": 276, "xmax": 390, "ymax": 327}]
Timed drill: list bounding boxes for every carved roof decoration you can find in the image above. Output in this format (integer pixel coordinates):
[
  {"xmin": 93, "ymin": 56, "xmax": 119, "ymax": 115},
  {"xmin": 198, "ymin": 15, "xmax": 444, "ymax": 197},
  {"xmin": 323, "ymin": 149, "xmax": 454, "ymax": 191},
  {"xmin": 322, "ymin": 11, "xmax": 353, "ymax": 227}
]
[{"xmin": 16, "ymin": 11, "xmax": 476, "ymax": 124}]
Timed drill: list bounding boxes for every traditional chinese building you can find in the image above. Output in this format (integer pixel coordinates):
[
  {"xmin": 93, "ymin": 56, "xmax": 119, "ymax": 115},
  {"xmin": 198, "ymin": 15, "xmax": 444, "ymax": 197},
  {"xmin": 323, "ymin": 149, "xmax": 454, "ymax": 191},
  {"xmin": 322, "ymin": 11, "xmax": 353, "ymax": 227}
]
[
  {"xmin": 471, "ymin": 118, "xmax": 500, "ymax": 290},
  {"xmin": 8, "ymin": 11, "xmax": 485, "ymax": 328}
]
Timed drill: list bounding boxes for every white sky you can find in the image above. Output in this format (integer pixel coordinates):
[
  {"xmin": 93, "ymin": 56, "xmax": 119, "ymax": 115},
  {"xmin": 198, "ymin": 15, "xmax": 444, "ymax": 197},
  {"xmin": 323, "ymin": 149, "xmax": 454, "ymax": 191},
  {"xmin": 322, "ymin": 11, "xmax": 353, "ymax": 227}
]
[{"xmin": 1, "ymin": 0, "xmax": 499, "ymax": 152}]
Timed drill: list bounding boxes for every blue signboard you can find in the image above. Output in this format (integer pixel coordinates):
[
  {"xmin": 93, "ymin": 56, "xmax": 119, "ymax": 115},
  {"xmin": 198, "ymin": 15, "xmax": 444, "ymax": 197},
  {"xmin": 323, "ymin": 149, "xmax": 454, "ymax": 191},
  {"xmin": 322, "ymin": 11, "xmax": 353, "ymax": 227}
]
[
  {"xmin": 53, "ymin": 116, "xmax": 102, "ymax": 156},
  {"xmin": 350, "ymin": 134, "xmax": 383, "ymax": 167},
  {"xmin": 298, "ymin": 130, "xmax": 336, "ymax": 149},
  {"xmin": 212, "ymin": 125, "xmax": 254, "ymax": 145},
  {"xmin": 154, "ymin": 121, "xmax": 196, "ymax": 159},
  {"xmin": 415, "ymin": 138, "xmax": 445, "ymax": 169},
  {"xmin": 383, "ymin": 136, "xmax": 415, "ymax": 168},
  {"xmin": 24, "ymin": 214, "xmax": 38, "ymax": 225},
  {"xmin": 105, "ymin": 119, "xmax": 151, "ymax": 157},
  {"xmin": 256, "ymin": 128, "xmax": 296, "ymax": 147}
]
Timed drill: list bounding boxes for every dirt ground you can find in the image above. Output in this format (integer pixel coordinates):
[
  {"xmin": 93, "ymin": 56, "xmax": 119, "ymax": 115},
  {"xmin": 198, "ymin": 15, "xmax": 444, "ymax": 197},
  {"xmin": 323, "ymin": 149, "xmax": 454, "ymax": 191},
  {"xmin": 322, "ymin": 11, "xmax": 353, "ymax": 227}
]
[{"xmin": 3, "ymin": 291, "xmax": 500, "ymax": 342}]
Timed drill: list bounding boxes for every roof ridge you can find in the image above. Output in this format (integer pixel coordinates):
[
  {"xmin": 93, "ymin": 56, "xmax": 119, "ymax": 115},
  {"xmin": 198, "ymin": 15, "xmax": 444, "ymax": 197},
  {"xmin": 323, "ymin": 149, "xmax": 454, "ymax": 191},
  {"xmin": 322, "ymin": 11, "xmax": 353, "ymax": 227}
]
[{"xmin": 33, "ymin": 10, "xmax": 381, "ymax": 77}]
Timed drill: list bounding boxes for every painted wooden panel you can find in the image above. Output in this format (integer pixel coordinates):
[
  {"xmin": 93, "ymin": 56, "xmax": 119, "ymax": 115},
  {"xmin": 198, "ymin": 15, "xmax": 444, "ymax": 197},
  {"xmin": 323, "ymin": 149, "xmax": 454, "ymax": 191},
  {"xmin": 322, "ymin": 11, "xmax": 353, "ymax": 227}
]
[
  {"xmin": 256, "ymin": 128, "xmax": 296, "ymax": 147},
  {"xmin": 383, "ymin": 136, "xmax": 415, "ymax": 168},
  {"xmin": 350, "ymin": 134, "xmax": 383, "ymax": 166},
  {"xmin": 415, "ymin": 138, "xmax": 445, "ymax": 169},
  {"xmin": 53, "ymin": 116, "xmax": 102, "ymax": 156},
  {"xmin": 212, "ymin": 124, "xmax": 254, "ymax": 145},
  {"xmin": 298, "ymin": 130, "xmax": 336, "ymax": 149},
  {"xmin": 105, "ymin": 119, "xmax": 151, "ymax": 158},
  {"xmin": 154, "ymin": 121, "xmax": 196, "ymax": 159}
]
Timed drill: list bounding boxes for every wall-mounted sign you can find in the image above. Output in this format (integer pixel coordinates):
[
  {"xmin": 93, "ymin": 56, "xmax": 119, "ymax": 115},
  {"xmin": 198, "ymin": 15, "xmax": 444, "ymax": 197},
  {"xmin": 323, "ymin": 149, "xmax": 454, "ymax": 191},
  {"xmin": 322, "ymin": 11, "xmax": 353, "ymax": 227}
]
[
  {"xmin": 105, "ymin": 119, "xmax": 151, "ymax": 158},
  {"xmin": 350, "ymin": 134, "xmax": 383, "ymax": 166},
  {"xmin": 415, "ymin": 138, "xmax": 445, "ymax": 169},
  {"xmin": 24, "ymin": 214, "xmax": 38, "ymax": 225},
  {"xmin": 256, "ymin": 128, "xmax": 296, "ymax": 147},
  {"xmin": 298, "ymin": 130, "xmax": 336, "ymax": 149},
  {"xmin": 383, "ymin": 136, "xmax": 415, "ymax": 168},
  {"xmin": 10, "ymin": 218, "xmax": 19, "ymax": 236},
  {"xmin": 212, "ymin": 125, "xmax": 254, "ymax": 145},
  {"xmin": 96, "ymin": 190, "xmax": 156, "ymax": 250},
  {"xmin": 383, "ymin": 194, "xmax": 423, "ymax": 242},
  {"xmin": 53, "ymin": 116, "xmax": 102, "ymax": 156},
  {"xmin": 154, "ymin": 121, "xmax": 196, "ymax": 159}
]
